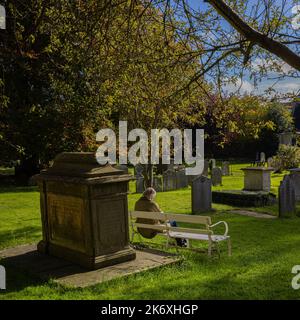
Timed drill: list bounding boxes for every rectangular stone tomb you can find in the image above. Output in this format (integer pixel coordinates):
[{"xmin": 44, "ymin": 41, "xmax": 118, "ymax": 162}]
[
  {"xmin": 212, "ymin": 190, "xmax": 276, "ymax": 207},
  {"xmin": 241, "ymin": 167, "xmax": 273, "ymax": 192},
  {"xmin": 34, "ymin": 152, "xmax": 136, "ymax": 270}
]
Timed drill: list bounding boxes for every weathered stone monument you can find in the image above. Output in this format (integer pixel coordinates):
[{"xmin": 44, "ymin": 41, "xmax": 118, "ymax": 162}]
[
  {"xmin": 163, "ymin": 170, "xmax": 177, "ymax": 191},
  {"xmin": 279, "ymin": 175, "xmax": 296, "ymax": 218},
  {"xmin": 289, "ymin": 168, "xmax": 300, "ymax": 201},
  {"xmin": 278, "ymin": 132, "xmax": 294, "ymax": 146},
  {"xmin": 209, "ymin": 158, "xmax": 216, "ymax": 171},
  {"xmin": 221, "ymin": 161, "xmax": 230, "ymax": 176},
  {"xmin": 241, "ymin": 167, "xmax": 273, "ymax": 192},
  {"xmin": 34, "ymin": 152, "xmax": 136, "ymax": 270},
  {"xmin": 211, "ymin": 167, "xmax": 222, "ymax": 186},
  {"xmin": 176, "ymin": 169, "xmax": 188, "ymax": 189},
  {"xmin": 192, "ymin": 175, "xmax": 212, "ymax": 213}
]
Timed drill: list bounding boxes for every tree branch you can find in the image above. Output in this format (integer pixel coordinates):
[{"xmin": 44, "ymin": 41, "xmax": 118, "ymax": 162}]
[{"xmin": 204, "ymin": 0, "xmax": 300, "ymax": 71}]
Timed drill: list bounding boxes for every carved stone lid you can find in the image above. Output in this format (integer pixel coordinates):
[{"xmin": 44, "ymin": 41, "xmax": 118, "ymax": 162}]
[{"xmin": 35, "ymin": 152, "xmax": 132, "ymax": 183}]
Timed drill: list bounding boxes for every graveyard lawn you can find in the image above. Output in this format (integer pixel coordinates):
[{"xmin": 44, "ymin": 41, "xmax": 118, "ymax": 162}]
[{"xmin": 1, "ymin": 164, "xmax": 300, "ymax": 299}]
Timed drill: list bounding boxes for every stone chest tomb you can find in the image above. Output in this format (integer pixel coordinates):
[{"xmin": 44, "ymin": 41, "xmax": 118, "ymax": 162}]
[{"xmin": 35, "ymin": 152, "xmax": 136, "ymax": 270}]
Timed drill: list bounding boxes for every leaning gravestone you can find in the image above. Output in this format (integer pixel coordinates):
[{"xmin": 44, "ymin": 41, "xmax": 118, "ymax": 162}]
[
  {"xmin": 153, "ymin": 176, "xmax": 163, "ymax": 192},
  {"xmin": 34, "ymin": 152, "xmax": 136, "ymax": 270},
  {"xmin": 192, "ymin": 175, "xmax": 212, "ymax": 214},
  {"xmin": 163, "ymin": 170, "xmax": 177, "ymax": 191},
  {"xmin": 279, "ymin": 175, "xmax": 296, "ymax": 218},
  {"xmin": 176, "ymin": 169, "xmax": 188, "ymax": 189},
  {"xmin": 211, "ymin": 167, "xmax": 222, "ymax": 186},
  {"xmin": 136, "ymin": 176, "xmax": 145, "ymax": 193},
  {"xmin": 221, "ymin": 161, "xmax": 230, "ymax": 176}
]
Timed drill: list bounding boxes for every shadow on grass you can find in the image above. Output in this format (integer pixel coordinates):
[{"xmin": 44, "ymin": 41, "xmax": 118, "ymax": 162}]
[{"xmin": 0, "ymin": 186, "xmax": 38, "ymax": 193}]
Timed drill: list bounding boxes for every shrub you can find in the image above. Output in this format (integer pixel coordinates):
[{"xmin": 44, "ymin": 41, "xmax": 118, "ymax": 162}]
[{"xmin": 270, "ymin": 145, "xmax": 300, "ymax": 172}]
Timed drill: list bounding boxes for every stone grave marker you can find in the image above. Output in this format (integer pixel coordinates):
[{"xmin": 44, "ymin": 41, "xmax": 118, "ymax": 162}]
[
  {"xmin": 192, "ymin": 175, "xmax": 212, "ymax": 213},
  {"xmin": 176, "ymin": 169, "xmax": 188, "ymax": 189},
  {"xmin": 279, "ymin": 175, "xmax": 296, "ymax": 218},
  {"xmin": 163, "ymin": 170, "xmax": 177, "ymax": 191},
  {"xmin": 135, "ymin": 163, "xmax": 144, "ymax": 177},
  {"xmin": 209, "ymin": 159, "xmax": 216, "ymax": 171},
  {"xmin": 211, "ymin": 167, "xmax": 222, "ymax": 186},
  {"xmin": 221, "ymin": 161, "xmax": 230, "ymax": 176}
]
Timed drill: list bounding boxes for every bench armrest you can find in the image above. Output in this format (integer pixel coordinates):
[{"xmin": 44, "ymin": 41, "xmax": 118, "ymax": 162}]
[{"xmin": 209, "ymin": 221, "xmax": 229, "ymax": 236}]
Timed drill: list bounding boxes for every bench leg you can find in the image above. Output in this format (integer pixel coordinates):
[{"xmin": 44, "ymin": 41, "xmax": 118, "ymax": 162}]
[
  {"xmin": 208, "ymin": 241, "xmax": 212, "ymax": 257},
  {"xmin": 215, "ymin": 242, "xmax": 221, "ymax": 259},
  {"xmin": 227, "ymin": 239, "xmax": 232, "ymax": 256},
  {"xmin": 186, "ymin": 239, "xmax": 190, "ymax": 248}
]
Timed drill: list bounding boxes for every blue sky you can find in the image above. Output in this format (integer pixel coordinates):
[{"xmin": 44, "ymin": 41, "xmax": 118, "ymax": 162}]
[{"xmin": 185, "ymin": 0, "xmax": 300, "ymax": 96}]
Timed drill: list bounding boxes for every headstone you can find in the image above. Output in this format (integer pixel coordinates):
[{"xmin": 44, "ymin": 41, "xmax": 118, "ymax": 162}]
[
  {"xmin": 221, "ymin": 161, "xmax": 230, "ymax": 176},
  {"xmin": 163, "ymin": 170, "xmax": 177, "ymax": 191},
  {"xmin": 175, "ymin": 169, "xmax": 188, "ymax": 189},
  {"xmin": 209, "ymin": 159, "xmax": 216, "ymax": 171},
  {"xmin": 241, "ymin": 167, "xmax": 273, "ymax": 192},
  {"xmin": 279, "ymin": 175, "xmax": 296, "ymax": 218},
  {"xmin": 153, "ymin": 176, "xmax": 163, "ymax": 192},
  {"xmin": 289, "ymin": 169, "xmax": 300, "ymax": 201},
  {"xmin": 34, "ymin": 152, "xmax": 136, "ymax": 270},
  {"xmin": 278, "ymin": 132, "xmax": 294, "ymax": 146},
  {"xmin": 136, "ymin": 177, "xmax": 145, "ymax": 193},
  {"xmin": 211, "ymin": 167, "xmax": 222, "ymax": 186},
  {"xmin": 192, "ymin": 175, "xmax": 212, "ymax": 213},
  {"xmin": 135, "ymin": 163, "xmax": 144, "ymax": 177}
]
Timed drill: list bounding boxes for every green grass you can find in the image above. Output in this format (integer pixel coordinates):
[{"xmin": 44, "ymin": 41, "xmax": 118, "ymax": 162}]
[{"xmin": 1, "ymin": 163, "xmax": 300, "ymax": 300}]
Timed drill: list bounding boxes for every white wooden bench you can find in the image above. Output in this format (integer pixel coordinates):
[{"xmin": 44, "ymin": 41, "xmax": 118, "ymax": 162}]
[{"xmin": 129, "ymin": 211, "xmax": 231, "ymax": 257}]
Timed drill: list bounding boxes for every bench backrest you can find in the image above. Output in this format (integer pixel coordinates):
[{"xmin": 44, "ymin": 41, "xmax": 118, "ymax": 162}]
[{"xmin": 129, "ymin": 211, "xmax": 212, "ymax": 235}]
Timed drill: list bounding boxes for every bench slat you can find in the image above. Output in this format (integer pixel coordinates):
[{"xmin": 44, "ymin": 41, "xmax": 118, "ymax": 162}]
[
  {"xmin": 165, "ymin": 213, "xmax": 211, "ymax": 225},
  {"xmin": 129, "ymin": 211, "xmax": 166, "ymax": 220},
  {"xmin": 168, "ymin": 226, "xmax": 213, "ymax": 235},
  {"xmin": 169, "ymin": 231, "xmax": 229, "ymax": 242},
  {"xmin": 134, "ymin": 223, "xmax": 167, "ymax": 232}
]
